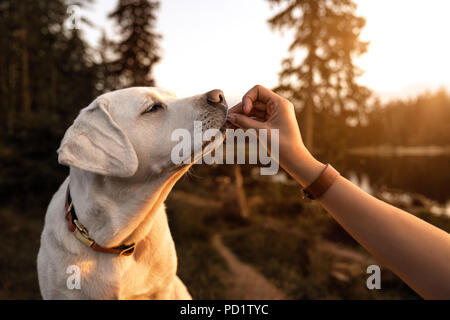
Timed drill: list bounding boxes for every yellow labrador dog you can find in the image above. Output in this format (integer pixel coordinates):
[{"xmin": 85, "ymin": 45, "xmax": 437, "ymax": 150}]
[{"xmin": 37, "ymin": 87, "xmax": 227, "ymax": 299}]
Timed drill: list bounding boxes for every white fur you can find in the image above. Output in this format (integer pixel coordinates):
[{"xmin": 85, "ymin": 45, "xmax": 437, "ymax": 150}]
[{"xmin": 37, "ymin": 87, "xmax": 227, "ymax": 299}]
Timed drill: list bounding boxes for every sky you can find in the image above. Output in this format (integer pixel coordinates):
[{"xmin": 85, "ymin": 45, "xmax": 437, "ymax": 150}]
[{"xmin": 80, "ymin": 0, "xmax": 450, "ymax": 105}]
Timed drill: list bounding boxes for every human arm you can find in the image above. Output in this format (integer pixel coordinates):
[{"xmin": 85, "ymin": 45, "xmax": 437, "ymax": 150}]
[{"xmin": 227, "ymin": 85, "xmax": 450, "ymax": 299}]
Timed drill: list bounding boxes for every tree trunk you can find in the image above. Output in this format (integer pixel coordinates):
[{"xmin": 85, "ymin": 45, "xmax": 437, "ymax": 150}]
[
  {"xmin": 7, "ymin": 64, "xmax": 18, "ymax": 135},
  {"xmin": 21, "ymin": 39, "xmax": 30, "ymax": 113},
  {"xmin": 301, "ymin": 2, "xmax": 318, "ymax": 153},
  {"xmin": 304, "ymin": 38, "xmax": 316, "ymax": 153},
  {"xmin": 20, "ymin": 3, "xmax": 31, "ymax": 114},
  {"xmin": 233, "ymin": 164, "xmax": 249, "ymax": 219},
  {"xmin": 1, "ymin": 66, "xmax": 10, "ymax": 134},
  {"xmin": 50, "ymin": 63, "xmax": 58, "ymax": 120},
  {"xmin": 304, "ymin": 96, "xmax": 314, "ymax": 152}
]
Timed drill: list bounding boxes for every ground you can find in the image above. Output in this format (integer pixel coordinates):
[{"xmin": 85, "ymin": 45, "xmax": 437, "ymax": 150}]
[
  {"xmin": 212, "ymin": 233, "xmax": 287, "ymax": 299},
  {"xmin": 2, "ymin": 172, "xmax": 447, "ymax": 299}
]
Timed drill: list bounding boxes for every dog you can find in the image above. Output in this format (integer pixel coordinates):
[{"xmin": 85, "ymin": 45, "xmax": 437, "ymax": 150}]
[{"xmin": 37, "ymin": 87, "xmax": 227, "ymax": 299}]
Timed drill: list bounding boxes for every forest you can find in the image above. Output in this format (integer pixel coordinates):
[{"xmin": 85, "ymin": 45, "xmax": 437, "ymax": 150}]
[{"xmin": 0, "ymin": 0, "xmax": 449, "ymax": 300}]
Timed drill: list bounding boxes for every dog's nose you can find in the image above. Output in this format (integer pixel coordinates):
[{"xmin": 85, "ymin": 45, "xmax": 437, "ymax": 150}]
[{"xmin": 206, "ymin": 89, "xmax": 225, "ymax": 106}]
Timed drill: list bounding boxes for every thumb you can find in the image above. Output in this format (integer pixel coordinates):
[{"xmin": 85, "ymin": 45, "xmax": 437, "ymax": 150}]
[{"xmin": 227, "ymin": 113, "xmax": 265, "ymax": 130}]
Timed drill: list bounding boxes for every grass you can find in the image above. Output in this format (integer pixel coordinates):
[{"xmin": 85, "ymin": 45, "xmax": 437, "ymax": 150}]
[
  {"xmin": 0, "ymin": 161, "xmax": 446, "ymax": 300},
  {"xmin": 166, "ymin": 191, "xmax": 229, "ymax": 299},
  {"xmin": 0, "ymin": 193, "xmax": 230, "ymax": 300},
  {"xmin": 0, "ymin": 195, "xmax": 230, "ymax": 300},
  {"xmin": 0, "ymin": 208, "xmax": 43, "ymax": 299},
  {"xmin": 169, "ymin": 170, "xmax": 424, "ymax": 299},
  {"xmin": 222, "ymin": 224, "xmax": 309, "ymax": 298},
  {"xmin": 221, "ymin": 220, "xmax": 420, "ymax": 299}
]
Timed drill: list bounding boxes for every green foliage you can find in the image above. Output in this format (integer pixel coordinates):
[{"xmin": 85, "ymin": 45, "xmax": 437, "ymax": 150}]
[
  {"xmin": 0, "ymin": 208, "xmax": 43, "ymax": 299},
  {"xmin": 104, "ymin": 0, "xmax": 161, "ymax": 89},
  {"xmin": 223, "ymin": 225, "xmax": 309, "ymax": 291},
  {"xmin": 246, "ymin": 175, "xmax": 305, "ymax": 217},
  {"xmin": 222, "ymin": 217, "xmax": 419, "ymax": 299},
  {"xmin": 349, "ymin": 89, "xmax": 450, "ymax": 147},
  {"xmin": 166, "ymin": 194, "xmax": 229, "ymax": 299},
  {"xmin": 0, "ymin": 0, "xmax": 99, "ymax": 135},
  {"xmin": 0, "ymin": 0, "xmax": 447, "ymax": 301},
  {"xmin": 268, "ymin": 0, "xmax": 371, "ymax": 150},
  {"xmin": 0, "ymin": 0, "xmax": 100, "ymax": 210}
]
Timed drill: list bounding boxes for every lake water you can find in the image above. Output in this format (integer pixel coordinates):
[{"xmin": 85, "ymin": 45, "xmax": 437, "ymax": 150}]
[
  {"xmin": 338, "ymin": 155, "xmax": 449, "ymax": 202},
  {"xmin": 322, "ymin": 155, "xmax": 450, "ymax": 215},
  {"xmin": 250, "ymin": 146, "xmax": 449, "ymax": 213}
]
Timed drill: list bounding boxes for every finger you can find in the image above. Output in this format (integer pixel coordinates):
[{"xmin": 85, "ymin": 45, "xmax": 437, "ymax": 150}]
[
  {"xmin": 229, "ymin": 103, "xmax": 267, "ymax": 120},
  {"xmin": 252, "ymin": 101, "xmax": 267, "ymax": 111},
  {"xmin": 247, "ymin": 109, "xmax": 266, "ymax": 119},
  {"xmin": 227, "ymin": 102, "xmax": 244, "ymax": 115},
  {"xmin": 242, "ymin": 85, "xmax": 275, "ymax": 115},
  {"xmin": 227, "ymin": 113, "xmax": 265, "ymax": 130},
  {"xmin": 226, "ymin": 121, "xmax": 239, "ymax": 129},
  {"xmin": 229, "ymin": 95, "xmax": 267, "ymax": 115}
]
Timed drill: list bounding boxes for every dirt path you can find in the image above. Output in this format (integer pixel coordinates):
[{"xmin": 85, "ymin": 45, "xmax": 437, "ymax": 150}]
[{"xmin": 212, "ymin": 234, "xmax": 288, "ymax": 300}]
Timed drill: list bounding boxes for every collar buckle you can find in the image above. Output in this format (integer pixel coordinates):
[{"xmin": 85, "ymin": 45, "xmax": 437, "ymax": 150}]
[
  {"xmin": 66, "ymin": 184, "xmax": 135, "ymax": 256},
  {"xmin": 73, "ymin": 219, "xmax": 95, "ymax": 247}
]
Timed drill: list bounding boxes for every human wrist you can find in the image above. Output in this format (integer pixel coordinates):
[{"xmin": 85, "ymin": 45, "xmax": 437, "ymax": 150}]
[{"xmin": 281, "ymin": 145, "xmax": 325, "ymax": 187}]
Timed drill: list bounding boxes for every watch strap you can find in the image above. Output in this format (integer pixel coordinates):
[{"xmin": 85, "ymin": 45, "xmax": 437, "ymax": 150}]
[{"xmin": 302, "ymin": 164, "xmax": 340, "ymax": 200}]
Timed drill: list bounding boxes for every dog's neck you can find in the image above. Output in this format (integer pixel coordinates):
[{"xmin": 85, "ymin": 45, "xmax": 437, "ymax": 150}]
[{"xmin": 68, "ymin": 166, "xmax": 190, "ymax": 248}]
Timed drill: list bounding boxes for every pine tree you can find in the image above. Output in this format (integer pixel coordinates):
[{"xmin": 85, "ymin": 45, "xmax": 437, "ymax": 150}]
[
  {"xmin": 108, "ymin": 0, "xmax": 161, "ymax": 88},
  {"xmin": 0, "ymin": 0, "xmax": 98, "ymax": 135},
  {"xmin": 0, "ymin": 0, "xmax": 100, "ymax": 209},
  {"xmin": 268, "ymin": 0, "xmax": 371, "ymax": 151}
]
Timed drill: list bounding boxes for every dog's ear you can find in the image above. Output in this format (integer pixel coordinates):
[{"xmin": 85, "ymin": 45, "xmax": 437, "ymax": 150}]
[{"xmin": 57, "ymin": 98, "xmax": 139, "ymax": 177}]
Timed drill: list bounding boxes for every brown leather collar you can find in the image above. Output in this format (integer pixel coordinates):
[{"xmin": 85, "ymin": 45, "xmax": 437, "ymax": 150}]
[{"xmin": 65, "ymin": 185, "xmax": 135, "ymax": 256}]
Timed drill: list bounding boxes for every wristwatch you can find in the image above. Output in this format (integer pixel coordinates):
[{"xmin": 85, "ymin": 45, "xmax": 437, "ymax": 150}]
[{"xmin": 301, "ymin": 164, "xmax": 340, "ymax": 200}]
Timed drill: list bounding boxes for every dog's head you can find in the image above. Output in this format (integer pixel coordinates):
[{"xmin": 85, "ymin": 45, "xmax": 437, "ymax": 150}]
[{"xmin": 57, "ymin": 87, "xmax": 227, "ymax": 178}]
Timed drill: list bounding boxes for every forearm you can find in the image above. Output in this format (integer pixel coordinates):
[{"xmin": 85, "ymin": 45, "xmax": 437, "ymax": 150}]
[
  {"xmin": 282, "ymin": 150, "xmax": 450, "ymax": 299},
  {"xmin": 229, "ymin": 85, "xmax": 450, "ymax": 298},
  {"xmin": 321, "ymin": 176, "xmax": 450, "ymax": 299}
]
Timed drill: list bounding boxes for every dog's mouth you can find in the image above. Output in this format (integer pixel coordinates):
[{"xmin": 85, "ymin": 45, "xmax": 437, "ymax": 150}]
[
  {"xmin": 200, "ymin": 112, "xmax": 227, "ymax": 152},
  {"xmin": 218, "ymin": 114, "xmax": 228, "ymax": 133},
  {"xmin": 168, "ymin": 110, "xmax": 227, "ymax": 173},
  {"xmin": 201, "ymin": 128, "xmax": 224, "ymax": 150},
  {"xmin": 192, "ymin": 105, "xmax": 227, "ymax": 160}
]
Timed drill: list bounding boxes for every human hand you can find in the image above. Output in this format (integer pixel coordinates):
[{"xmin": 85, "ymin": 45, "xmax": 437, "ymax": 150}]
[{"xmin": 227, "ymin": 85, "xmax": 324, "ymax": 186}]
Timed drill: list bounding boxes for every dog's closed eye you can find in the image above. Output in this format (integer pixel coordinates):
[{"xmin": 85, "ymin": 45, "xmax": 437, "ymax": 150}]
[{"xmin": 142, "ymin": 102, "xmax": 165, "ymax": 115}]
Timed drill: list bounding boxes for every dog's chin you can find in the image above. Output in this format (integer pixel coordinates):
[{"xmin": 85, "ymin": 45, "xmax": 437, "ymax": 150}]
[
  {"xmin": 190, "ymin": 120, "xmax": 227, "ymax": 162},
  {"xmin": 204, "ymin": 110, "xmax": 227, "ymax": 147},
  {"xmin": 167, "ymin": 122, "xmax": 226, "ymax": 173},
  {"xmin": 202, "ymin": 127, "xmax": 225, "ymax": 152},
  {"xmin": 219, "ymin": 119, "xmax": 227, "ymax": 134}
]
